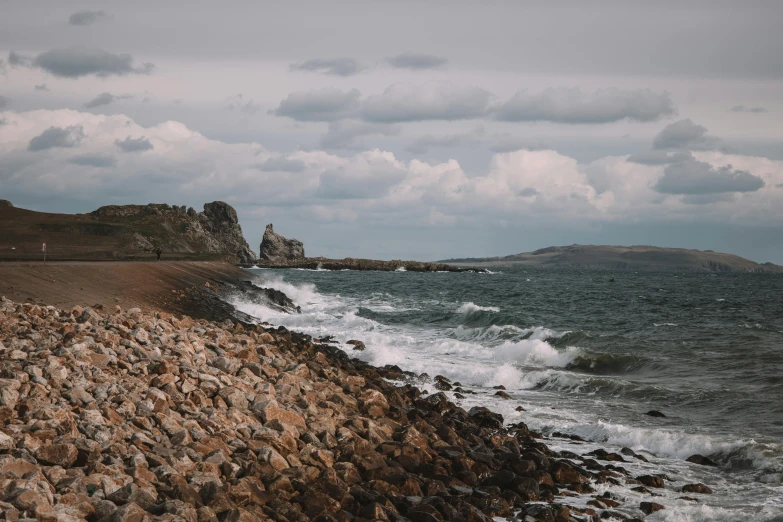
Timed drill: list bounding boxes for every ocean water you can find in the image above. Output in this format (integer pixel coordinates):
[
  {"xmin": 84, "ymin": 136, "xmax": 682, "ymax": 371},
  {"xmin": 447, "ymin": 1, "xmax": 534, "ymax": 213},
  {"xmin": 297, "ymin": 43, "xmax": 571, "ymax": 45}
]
[{"xmin": 237, "ymin": 266, "xmax": 783, "ymax": 521}]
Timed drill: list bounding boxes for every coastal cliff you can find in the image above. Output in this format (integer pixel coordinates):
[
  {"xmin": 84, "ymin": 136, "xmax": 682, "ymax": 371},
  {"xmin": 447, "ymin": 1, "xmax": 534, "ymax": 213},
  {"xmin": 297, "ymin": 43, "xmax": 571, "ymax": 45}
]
[{"xmin": 0, "ymin": 200, "xmax": 257, "ymax": 264}]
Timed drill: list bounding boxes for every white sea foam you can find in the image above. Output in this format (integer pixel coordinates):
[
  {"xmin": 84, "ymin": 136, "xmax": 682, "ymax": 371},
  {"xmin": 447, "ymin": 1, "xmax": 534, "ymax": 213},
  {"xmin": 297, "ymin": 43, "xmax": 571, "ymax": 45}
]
[
  {"xmin": 456, "ymin": 302, "xmax": 500, "ymax": 313},
  {"xmin": 654, "ymin": 323, "xmax": 679, "ymax": 327},
  {"xmin": 493, "ymin": 339, "xmax": 579, "ymax": 367},
  {"xmin": 453, "ymin": 324, "xmax": 567, "ymax": 343},
  {"xmin": 395, "ymin": 266, "xmax": 407, "ymax": 272}
]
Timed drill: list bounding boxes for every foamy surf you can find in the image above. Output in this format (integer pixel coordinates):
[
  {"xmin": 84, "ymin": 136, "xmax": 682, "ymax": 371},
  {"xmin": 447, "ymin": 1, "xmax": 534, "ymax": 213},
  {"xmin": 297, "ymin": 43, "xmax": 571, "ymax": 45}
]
[
  {"xmin": 456, "ymin": 301, "xmax": 500, "ymax": 313},
  {"xmin": 237, "ymin": 268, "xmax": 783, "ymax": 521}
]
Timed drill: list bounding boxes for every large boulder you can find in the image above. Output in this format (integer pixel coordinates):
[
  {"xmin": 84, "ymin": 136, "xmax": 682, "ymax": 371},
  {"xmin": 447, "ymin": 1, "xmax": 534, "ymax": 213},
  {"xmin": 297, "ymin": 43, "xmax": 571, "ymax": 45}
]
[{"xmin": 259, "ymin": 224, "xmax": 304, "ymax": 262}]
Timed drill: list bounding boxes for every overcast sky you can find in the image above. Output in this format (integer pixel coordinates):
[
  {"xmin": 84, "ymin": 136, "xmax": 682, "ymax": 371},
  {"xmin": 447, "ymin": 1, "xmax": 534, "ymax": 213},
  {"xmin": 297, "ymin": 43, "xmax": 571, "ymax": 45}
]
[{"xmin": 2, "ymin": 0, "xmax": 783, "ymax": 262}]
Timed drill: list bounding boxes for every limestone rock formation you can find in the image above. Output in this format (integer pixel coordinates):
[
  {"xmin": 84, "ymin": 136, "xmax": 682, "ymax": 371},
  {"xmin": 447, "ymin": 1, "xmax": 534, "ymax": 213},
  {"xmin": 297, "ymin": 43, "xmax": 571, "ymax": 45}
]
[
  {"xmin": 91, "ymin": 201, "xmax": 258, "ymax": 264},
  {"xmin": 259, "ymin": 224, "xmax": 304, "ymax": 262}
]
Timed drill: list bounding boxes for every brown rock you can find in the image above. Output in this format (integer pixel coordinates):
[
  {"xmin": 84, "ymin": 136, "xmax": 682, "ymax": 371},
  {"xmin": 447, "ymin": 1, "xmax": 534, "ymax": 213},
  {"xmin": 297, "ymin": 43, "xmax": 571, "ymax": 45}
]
[
  {"xmin": 636, "ymin": 475, "xmax": 665, "ymax": 488},
  {"xmin": 686, "ymin": 454, "xmax": 718, "ymax": 466},
  {"xmin": 682, "ymin": 483, "xmax": 713, "ymax": 494},
  {"xmin": 36, "ymin": 444, "xmax": 79, "ymax": 468},
  {"xmin": 640, "ymin": 501, "xmax": 665, "ymax": 515},
  {"xmin": 107, "ymin": 483, "xmax": 158, "ymax": 511},
  {"xmin": 108, "ymin": 502, "xmax": 150, "ymax": 522},
  {"xmin": 254, "ymin": 400, "xmax": 306, "ymax": 428}
]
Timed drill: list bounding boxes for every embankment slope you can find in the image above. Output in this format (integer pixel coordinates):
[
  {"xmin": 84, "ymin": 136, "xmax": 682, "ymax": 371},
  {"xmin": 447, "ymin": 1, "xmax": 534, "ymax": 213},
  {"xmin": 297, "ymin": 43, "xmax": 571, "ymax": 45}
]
[{"xmin": 0, "ymin": 261, "xmax": 251, "ymax": 318}]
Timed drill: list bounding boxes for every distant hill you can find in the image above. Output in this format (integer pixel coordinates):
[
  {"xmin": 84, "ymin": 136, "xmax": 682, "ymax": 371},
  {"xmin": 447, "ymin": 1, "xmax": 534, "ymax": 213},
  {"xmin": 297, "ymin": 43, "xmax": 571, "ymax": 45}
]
[
  {"xmin": 0, "ymin": 199, "xmax": 257, "ymax": 263},
  {"xmin": 441, "ymin": 244, "xmax": 783, "ymax": 273}
]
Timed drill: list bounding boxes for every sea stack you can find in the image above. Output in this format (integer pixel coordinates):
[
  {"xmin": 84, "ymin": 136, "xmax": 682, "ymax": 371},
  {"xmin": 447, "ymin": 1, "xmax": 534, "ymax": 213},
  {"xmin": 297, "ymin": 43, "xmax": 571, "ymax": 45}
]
[{"xmin": 259, "ymin": 223, "xmax": 305, "ymax": 262}]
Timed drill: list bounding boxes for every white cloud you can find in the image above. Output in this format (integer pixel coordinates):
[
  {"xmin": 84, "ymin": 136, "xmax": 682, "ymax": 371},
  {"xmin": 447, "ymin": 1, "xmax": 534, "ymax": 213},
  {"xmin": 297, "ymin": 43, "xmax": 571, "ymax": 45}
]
[{"xmin": 2, "ymin": 109, "xmax": 783, "ymax": 231}]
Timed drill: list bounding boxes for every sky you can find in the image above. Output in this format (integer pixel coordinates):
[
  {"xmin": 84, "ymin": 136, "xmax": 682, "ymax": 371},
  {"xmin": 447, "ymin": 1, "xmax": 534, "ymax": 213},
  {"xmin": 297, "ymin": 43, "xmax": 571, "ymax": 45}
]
[{"xmin": 1, "ymin": 0, "xmax": 782, "ymax": 262}]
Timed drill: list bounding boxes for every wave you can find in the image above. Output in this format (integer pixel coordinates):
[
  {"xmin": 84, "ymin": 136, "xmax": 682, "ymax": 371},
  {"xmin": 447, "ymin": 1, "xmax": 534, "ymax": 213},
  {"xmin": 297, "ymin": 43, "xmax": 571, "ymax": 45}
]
[
  {"xmin": 452, "ymin": 324, "xmax": 567, "ymax": 343},
  {"xmin": 395, "ymin": 266, "xmax": 407, "ymax": 272},
  {"xmin": 456, "ymin": 302, "xmax": 500, "ymax": 314},
  {"xmin": 535, "ymin": 418, "xmax": 783, "ymax": 478},
  {"xmin": 493, "ymin": 339, "xmax": 579, "ymax": 368},
  {"xmin": 249, "ymin": 276, "xmax": 319, "ymax": 306}
]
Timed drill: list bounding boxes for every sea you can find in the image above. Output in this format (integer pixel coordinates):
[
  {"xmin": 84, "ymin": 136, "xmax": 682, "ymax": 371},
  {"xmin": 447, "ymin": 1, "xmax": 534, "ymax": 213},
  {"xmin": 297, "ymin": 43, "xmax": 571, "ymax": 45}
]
[{"xmin": 236, "ymin": 266, "xmax": 783, "ymax": 521}]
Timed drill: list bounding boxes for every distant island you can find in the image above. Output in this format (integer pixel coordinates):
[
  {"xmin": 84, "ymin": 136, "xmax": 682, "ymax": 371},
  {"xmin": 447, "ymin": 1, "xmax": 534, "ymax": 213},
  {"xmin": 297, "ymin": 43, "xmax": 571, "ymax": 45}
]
[{"xmin": 441, "ymin": 244, "xmax": 783, "ymax": 273}]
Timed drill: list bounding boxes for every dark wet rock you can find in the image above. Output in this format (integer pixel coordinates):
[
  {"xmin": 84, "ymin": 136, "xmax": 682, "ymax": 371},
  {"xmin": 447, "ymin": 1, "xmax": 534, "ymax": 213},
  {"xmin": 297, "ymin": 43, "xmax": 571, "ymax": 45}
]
[
  {"xmin": 259, "ymin": 223, "xmax": 305, "ymax": 263},
  {"xmin": 467, "ymin": 407, "xmax": 504, "ymax": 430},
  {"xmin": 682, "ymin": 483, "xmax": 713, "ymax": 494},
  {"xmin": 646, "ymin": 410, "xmax": 666, "ymax": 418},
  {"xmin": 347, "ymin": 340, "xmax": 366, "ymax": 351},
  {"xmin": 232, "ymin": 280, "xmax": 301, "ymax": 314},
  {"xmin": 636, "ymin": 475, "xmax": 665, "ymax": 488},
  {"xmin": 686, "ymin": 454, "xmax": 718, "ymax": 466},
  {"xmin": 640, "ymin": 501, "xmax": 665, "ymax": 514},
  {"xmin": 257, "ymin": 256, "xmax": 486, "ymax": 273},
  {"xmin": 620, "ymin": 447, "xmax": 649, "ymax": 463}
]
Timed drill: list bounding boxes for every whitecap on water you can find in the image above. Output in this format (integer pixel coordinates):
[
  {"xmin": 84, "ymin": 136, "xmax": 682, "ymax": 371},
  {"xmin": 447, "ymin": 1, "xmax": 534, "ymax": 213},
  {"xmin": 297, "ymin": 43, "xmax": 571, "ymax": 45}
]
[{"xmin": 456, "ymin": 301, "xmax": 500, "ymax": 313}]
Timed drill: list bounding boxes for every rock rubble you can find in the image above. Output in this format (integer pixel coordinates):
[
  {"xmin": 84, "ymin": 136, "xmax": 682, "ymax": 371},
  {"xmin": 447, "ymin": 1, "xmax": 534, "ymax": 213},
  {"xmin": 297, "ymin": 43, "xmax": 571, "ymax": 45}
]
[{"xmin": 0, "ymin": 296, "xmax": 703, "ymax": 521}]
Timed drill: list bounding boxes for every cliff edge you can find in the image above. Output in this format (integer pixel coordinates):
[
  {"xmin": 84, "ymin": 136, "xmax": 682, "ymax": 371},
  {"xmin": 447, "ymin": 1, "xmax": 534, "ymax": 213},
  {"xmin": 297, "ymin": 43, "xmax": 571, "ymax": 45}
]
[{"xmin": 0, "ymin": 200, "xmax": 258, "ymax": 263}]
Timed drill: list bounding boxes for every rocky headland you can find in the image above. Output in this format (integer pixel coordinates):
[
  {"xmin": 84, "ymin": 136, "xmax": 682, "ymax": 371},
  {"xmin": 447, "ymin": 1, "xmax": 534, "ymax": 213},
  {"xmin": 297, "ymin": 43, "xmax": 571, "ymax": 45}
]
[
  {"xmin": 0, "ymin": 201, "xmax": 257, "ymax": 264},
  {"xmin": 442, "ymin": 244, "xmax": 783, "ymax": 273},
  {"xmin": 252, "ymin": 225, "xmax": 484, "ymax": 273}
]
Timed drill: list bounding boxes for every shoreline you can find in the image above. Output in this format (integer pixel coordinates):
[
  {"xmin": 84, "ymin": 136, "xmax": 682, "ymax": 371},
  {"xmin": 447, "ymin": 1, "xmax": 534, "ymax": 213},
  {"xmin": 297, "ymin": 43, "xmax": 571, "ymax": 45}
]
[{"xmin": 0, "ymin": 263, "xmax": 717, "ymax": 521}]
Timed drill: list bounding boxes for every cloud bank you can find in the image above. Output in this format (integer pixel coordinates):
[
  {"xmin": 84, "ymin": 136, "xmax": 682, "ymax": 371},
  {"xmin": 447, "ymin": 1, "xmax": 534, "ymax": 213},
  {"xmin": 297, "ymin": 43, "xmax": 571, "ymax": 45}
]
[
  {"xmin": 2, "ymin": 110, "xmax": 781, "ymax": 231},
  {"xmin": 290, "ymin": 58, "xmax": 364, "ymax": 77},
  {"xmin": 494, "ymin": 88, "xmax": 676, "ymax": 124},
  {"xmin": 68, "ymin": 10, "xmax": 109, "ymax": 26},
  {"xmin": 10, "ymin": 49, "xmax": 154, "ymax": 78},
  {"xmin": 386, "ymin": 53, "xmax": 448, "ymax": 70}
]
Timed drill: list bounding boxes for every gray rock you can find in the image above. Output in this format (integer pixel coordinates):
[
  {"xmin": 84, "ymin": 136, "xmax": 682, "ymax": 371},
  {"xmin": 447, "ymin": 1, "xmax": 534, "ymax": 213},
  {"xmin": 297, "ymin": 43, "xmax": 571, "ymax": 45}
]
[{"xmin": 259, "ymin": 224, "xmax": 304, "ymax": 263}]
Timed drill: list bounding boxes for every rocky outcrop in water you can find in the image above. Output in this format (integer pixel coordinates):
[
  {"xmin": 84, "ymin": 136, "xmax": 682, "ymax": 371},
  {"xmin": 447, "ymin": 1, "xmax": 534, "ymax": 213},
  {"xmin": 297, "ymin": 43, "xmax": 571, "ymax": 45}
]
[
  {"xmin": 255, "ymin": 257, "xmax": 486, "ymax": 273},
  {"xmin": 259, "ymin": 224, "xmax": 304, "ymax": 263}
]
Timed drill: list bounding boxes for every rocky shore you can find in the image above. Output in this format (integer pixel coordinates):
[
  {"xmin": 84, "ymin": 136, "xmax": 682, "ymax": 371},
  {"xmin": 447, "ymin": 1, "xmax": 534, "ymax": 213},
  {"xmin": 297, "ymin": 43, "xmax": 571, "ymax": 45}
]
[
  {"xmin": 0, "ymin": 288, "xmax": 715, "ymax": 522},
  {"xmin": 247, "ymin": 258, "xmax": 486, "ymax": 273}
]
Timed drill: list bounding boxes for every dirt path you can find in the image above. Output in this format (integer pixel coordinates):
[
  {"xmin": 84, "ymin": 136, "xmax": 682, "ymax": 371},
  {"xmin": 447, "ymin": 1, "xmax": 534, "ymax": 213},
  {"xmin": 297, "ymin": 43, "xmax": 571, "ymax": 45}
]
[{"xmin": 0, "ymin": 261, "xmax": 250, "ymax": 313}]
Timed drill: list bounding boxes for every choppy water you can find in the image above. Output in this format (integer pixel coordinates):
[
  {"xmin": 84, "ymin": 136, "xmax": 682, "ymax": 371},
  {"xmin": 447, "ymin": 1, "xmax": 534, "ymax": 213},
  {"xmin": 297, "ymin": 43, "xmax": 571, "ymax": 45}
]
[{"xmin": 238, "ymin": 266, "xmax": 783, "ymax": 521}]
